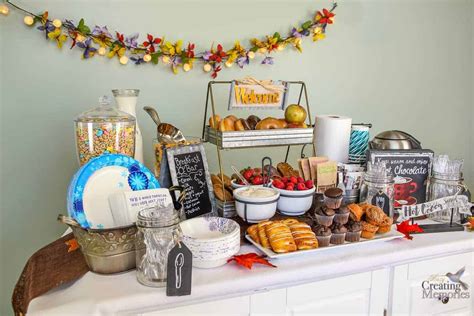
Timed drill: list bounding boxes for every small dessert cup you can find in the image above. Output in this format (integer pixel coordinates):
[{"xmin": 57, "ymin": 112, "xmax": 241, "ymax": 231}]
[
  {"xmin": 315, "ymin": 214, "xmax": 335, "ymax": 227},
  {"xmin": 316, "ymin": 235, "xmax": 331, "ymax": 247},
  {"xmin": 330, "ymin": 232, "xmax": 346, "ymax": 245},
  {"xmin": 345, "ymin": 230, "xmax": 361, "ymax": 242},
  {"xmin": 334, "ymin": 211, "xmax": 350, "ymax": 225}
]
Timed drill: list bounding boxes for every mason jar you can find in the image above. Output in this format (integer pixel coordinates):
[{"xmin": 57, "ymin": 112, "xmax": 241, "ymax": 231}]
[
  {"xmin": 428, "ymin": 171, "xmax": 469, "ymax": 224},
  {"xmin": 135, "ymin": 205, "xmax": 181, "ymax": 287},
  {"xmin": 359, "ymin": 173, "xmax": 395, "ymax": 218}
]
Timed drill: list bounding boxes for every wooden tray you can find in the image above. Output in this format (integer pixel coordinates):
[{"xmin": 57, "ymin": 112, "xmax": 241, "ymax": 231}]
[{"xmin": 245, "ymin": 226, "xmax": 404, "ymax": 259}]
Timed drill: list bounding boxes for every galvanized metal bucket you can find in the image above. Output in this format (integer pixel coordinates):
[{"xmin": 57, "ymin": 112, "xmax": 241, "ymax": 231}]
[{"xmin": 58, "ymin": 215, "xmax": 138, "ymax": 274}]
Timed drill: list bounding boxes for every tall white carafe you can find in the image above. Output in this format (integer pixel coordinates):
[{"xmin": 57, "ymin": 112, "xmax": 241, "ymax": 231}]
[{"xmin": 112, "ymin": 89, "xmax": 144, "ymax": 163}]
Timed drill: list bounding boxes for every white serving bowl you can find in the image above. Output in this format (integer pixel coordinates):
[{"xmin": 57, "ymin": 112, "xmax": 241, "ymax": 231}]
[
  {"xmin": 233, "ymin": 186, "xmax": 280, "ymax": 223},
  {"xmin": 272, "ymin": 185, "xmax": 316, "ymax": 216},
  {"xmin": 180, "ymin": 217, "xmax": 241, "ymax": 268},
  {"xmin": 230, "ymin": 179, "xmax": 263, "ymax": 189}
]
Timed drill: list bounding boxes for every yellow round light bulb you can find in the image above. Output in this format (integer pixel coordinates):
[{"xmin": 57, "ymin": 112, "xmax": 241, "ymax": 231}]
[
  {"xmin": 52, "ymin": 19, "xmax": 62, "ymax": 28},
  {"xmin": 97, "ymin": 47, "xmax": 106, "ymax": 56},
  {"xmin": 162, "ymin": 55, "xmax": 170, "ymax": 64},
  {"xmin": 23, "ymin": 16, "xmax": 34, "ymax": 26},
  {"xmin": 203, "ymin": 63, "xmax": 212, "ymax": 72},
  {"xmin": 0, "ymin": 4, "xmax": 9, "ymax": 16},
  {"xmin": 119, "ymin": 56, "xmax": 129, "ymax": 65},
  {"xmin": 143, "ymin": 54, "xmax": 152, "ymax": 62},
  {"xmin": 183, "ymin": 63, "xmax": 191, "ymax": 72},
  {"xmin": 247, "ymin": 51, "xmax": 255, "ymax": 59},
  {"xmin": 225, "ymin": 60, "xmax": 233, "ymax": 68}
]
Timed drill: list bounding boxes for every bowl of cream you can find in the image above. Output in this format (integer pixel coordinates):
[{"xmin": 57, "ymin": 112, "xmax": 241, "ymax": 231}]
[{"xmin": 233, "ymin": 186, "xmax": 280, "ymax": 223}]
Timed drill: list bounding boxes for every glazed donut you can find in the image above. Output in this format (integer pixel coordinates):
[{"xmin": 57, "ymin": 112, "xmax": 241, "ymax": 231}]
[
  {"xmin": 209, "ymin": 115, "xmax": 221, "ymax": 129},
  {"xmin": 246, "ymin": 115, "xmax": 261, "ymax": 130},
  {"xmin": 218, "ymin": 117, "xmax": 235, "ymax": 132},
  {"xmin": 234, "ymin": 118, "xmax": 251, "ymax": 131},
  {"xmin": 256, "ymin": 117, "xmax": 288, "ymax": 130}
]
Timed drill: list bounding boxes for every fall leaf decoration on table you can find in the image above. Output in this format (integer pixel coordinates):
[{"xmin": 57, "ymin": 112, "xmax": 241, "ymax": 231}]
[
  {"xmin": 65, "ymin": 238, "xmax": 80, "ymax": 252},
  {"xmin": 396, "ymin": 220, "xmax": 424, "ymax": 240},
  {"xmin": 227, "ymin": 253, "xmax": 277, "ymax": 270},
  {"xmin": 2, "ymin": 0, "xmax": 336, "ymax": 77}
]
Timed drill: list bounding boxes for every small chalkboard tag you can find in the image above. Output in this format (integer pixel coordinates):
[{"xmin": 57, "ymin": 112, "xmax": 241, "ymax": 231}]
[
  {"xmin": 371, "ymin": 191, "xmax": 390, "ymax": 216},
  {"xmin": 166, "ymin": 242, "xmax": 192, "ymax": 296}
]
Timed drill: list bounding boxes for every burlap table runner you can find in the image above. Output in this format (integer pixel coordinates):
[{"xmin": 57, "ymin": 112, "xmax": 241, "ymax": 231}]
[{"xmin": 11, "ymin": 233, "xmax": 89, "ymax": 315}]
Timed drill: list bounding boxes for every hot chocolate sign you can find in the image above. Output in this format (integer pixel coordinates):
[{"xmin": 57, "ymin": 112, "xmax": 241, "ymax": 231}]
[
  {"xmin": 399, "ymin": 195, "xmax": 472, "ymax": 220},
  {"xmin": 368, "ymin": 150, "xmax": 434, "ymax": 208}
]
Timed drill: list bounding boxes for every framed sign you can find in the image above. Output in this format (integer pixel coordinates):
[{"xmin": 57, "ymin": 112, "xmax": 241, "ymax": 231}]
[
  {"xmin": 367, "ymin": 149, "xmax": 434, "ymax": 208},
  {"xmin": 167, "ymin": 143, "xmax": 215, "ymax": 219},
  {"xmin": 228, "ymin": 80, "xmax": 289, "ymax": 110}
]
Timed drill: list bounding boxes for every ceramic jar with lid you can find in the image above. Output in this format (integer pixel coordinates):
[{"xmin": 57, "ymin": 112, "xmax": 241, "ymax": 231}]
[{"xmin": 74, "ymin": 96, "xmax": 136, "ymax": 165}]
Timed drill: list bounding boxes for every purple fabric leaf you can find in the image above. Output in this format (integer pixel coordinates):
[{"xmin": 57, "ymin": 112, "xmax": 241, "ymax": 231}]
[
  {"xmin": 237, "ymin": 56, "xmax": 249, "ymax": 68},
  {"xmin": 92, "ymin": 25, "xmax": 112, "ymax": 38},
  {"xmin": 125, "ymin": 33, "xmax": 139, "ymax": 48},
  {"xmin": 261, "ymin": 56, "xmax": 274, "ymax": 65},
  {"xmin": 202, "ymin": 51, "xmax": 212, "ymax": 61}
]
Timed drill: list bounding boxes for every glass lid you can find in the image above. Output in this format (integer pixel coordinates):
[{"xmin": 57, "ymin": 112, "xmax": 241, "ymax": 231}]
[{"xmin": 75, "ymin": 96, "xmax": 136, "ymax": 123}]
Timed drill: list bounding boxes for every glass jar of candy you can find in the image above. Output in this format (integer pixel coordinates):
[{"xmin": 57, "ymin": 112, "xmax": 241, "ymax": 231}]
[
  {"xmin": 74, "ymin": 96, "xmax": 136, "ymax": 165},
  {"xmin": 135, "ymin": 204, "xmax": 181, "ymax": 287},
  {"xmin": 359, "ymin": 169, "xmax": 395, "ymax": 218}
]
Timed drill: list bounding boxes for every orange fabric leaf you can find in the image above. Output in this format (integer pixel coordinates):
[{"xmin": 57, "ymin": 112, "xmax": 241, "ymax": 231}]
[
  {"xmin": 227, "ymin": 253, "xmax": 277, "ymax": 270},
  {"xmin": 65, "ymin": 238, "xmax": 80, "ymax": 252}
]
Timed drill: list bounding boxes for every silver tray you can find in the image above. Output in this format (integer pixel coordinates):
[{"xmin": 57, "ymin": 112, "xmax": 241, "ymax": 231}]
[
  {"xmin": 205, "ymin": 126, "xmax": 313, "ymax": 149},
  {"xmin": 245, "ymin": 227, "xmax": 404, "ymax": 259}
]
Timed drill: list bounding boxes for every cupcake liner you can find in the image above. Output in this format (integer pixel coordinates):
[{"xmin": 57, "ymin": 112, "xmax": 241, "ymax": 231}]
[
  {"xmin": 377, "ymin": 225, "xmax": 391, "ymax": 234},
  {"xmin": 334, "ymin": 212, "xmax": 350, "ymax": 225},
  {"xmin": 316, "ymin": 235, "xmax": 331, "ymax": 247},
  {"xmin": 361, "ymin": 230, "xmax": 376, "ymax": 239},
  {"xmin": 324, "ymin": 196, "xmax": 343, "ymax": 209},
  {"xmin": 330, "ymin": 232, "xmax": 346, "ymax": 245},
  {"xmin": 315, "ymin": 214, "xmax": 335, "ymax": 227},
  {"xmin": 345, "ymin": 231, "xmax": 361, "ymax": 242}
]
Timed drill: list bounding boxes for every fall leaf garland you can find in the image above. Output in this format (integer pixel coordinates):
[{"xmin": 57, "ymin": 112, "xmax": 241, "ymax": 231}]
[{"xmin": 3, "ymin": 0, "xmax": 337, "ymax": 77}]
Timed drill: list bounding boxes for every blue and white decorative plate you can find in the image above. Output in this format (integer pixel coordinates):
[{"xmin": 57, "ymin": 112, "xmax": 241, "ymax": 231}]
[{"xmin": 67, "ymin": 154, "xmax": 160, "ymax": 229}]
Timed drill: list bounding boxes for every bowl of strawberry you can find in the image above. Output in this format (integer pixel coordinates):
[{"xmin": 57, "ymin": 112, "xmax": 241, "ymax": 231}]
[
  {"xmin": 271, "ymin": 176, "xmax": 316, "ymax": 216},
  {"xmin": 231, "ymin": 167, "xmax": 267, "ymax": 189}
]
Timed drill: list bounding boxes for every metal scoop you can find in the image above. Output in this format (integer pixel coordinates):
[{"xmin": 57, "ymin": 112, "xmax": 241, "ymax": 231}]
[{"xmin": 158, "ymin": 123, "xmax": 187, "ymax": 144}]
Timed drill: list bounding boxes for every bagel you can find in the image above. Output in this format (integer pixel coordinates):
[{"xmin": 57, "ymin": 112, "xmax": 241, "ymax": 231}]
[
  {"xmin": 246, "ymin": 115, "xmax": 261, "ymax": 130},
  {"xmin": 234, "ymin": 118, "xmax": 251, "ymax": 131},
  {"xmin": 209, "ymin": 115, "xmax": 221, "ymax": 129},
  {"xmin": 218, "ymin": 117, "xmax": 235, "ymax": 132},
  {"xmin": 224, "ymin": 115, "xmax": 238, "ymax": 124},
  {"xmin": 256, "ymin": 117, "xmax": 287, "ymax": 130}
]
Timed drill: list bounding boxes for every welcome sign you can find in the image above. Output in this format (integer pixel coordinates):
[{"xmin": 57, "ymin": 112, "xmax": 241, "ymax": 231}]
[{"xmin": 228, "ymin": 80, "xmax": 289, "ymax": 109}]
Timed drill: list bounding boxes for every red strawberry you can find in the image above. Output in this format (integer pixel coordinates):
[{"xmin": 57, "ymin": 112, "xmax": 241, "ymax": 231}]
[
  {"xmin": 242, "ymin": 169, "xmax": 253, "ymax": 180},
  {"xmin": 297, "ymin": 177, "xmax": 305, "ymax": 183},
  {"xmin": 281, "ymin": 177, "xmax": 289, "ymax": 183},
  {"xmin": 252, "ymin": 175, "xmax": 263, "ymax": 185},
  {"xmin": 273, "ymin": 179, "xmax": 285, "ymax": 189},
  {"xmin": 305, "ymin": 180, "xmax": 314, "ymax": 189},
  {"xmin": 289, "ymin": 176, "xmax": 298, "ymax": 184},
  {"xmin": 296, "ymin": 183, "xmax": 307, "ymax": 191},
  {"xmin": 286, "ymin": 183, "xmax": 295, "ymax": 191}
]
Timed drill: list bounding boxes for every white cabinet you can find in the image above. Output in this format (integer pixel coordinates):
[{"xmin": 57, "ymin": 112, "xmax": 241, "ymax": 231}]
[
  {"xmin": 391, "ymin": 252, "xmax": 474, "ymax": 316},
  {"xmin": 250, "ymin": 269, "xmax": 389, "ymax": 316}
]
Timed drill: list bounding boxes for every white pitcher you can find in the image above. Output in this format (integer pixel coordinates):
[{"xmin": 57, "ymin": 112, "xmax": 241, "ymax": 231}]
[{"xmin": 112, "ymin": 89, "xmax": 144, "ymax": 164}]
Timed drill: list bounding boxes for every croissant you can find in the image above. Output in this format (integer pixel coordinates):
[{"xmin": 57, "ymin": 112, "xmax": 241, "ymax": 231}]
[
  {"xmin": 247, "ymin": 224, "xmax": 260, "ymax": 244},
  {"xmin": 257, "ymin": 221, "xmax": 273, "ymax": 248},
  {"xmin": 288, "ymin": 222, "xmax": 318, "ymax": 250},
  {"xmin": 266, "ymin": 222, "xmax": 297, "ymax": 253}
]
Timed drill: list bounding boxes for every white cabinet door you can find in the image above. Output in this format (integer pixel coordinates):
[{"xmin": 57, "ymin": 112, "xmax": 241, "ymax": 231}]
[
  {"xmin": 144, "ymin": 295, "xmax": 250, "ymax": 316},
  {"xmin": 391, "ymin": 252, "xmax": 473, "ymax": 316}
]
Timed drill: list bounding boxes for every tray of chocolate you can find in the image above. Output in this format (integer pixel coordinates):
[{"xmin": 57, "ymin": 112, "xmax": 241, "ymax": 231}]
[
  {"xmin": 245, "ymin": 201, "xmax": 404, "ymax": 259},
  {"xmin": 204, "ymin": 113, "xmax": 313, "ymax": 149}
]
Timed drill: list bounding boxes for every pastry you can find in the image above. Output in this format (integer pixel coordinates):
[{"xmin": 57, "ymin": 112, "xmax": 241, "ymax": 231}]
[
  {"xmin": 278, "ymin": 118, "xmax": 288, "ymax": 129},
  {"xmin": 323, "ymin": 188, "xmax": 343, "ymax": 209},
  {"xmin": 347, "ymin": 203, "xmax": 364, "ymax": 221},
  {"xmin": 314, "ymin": 205, "xmax": 335, "ymax": 226},
  {"xmin": 209, "ymin": 115, "xmax": 221, "ymax": 129},
  {"xmin": 312, "ymin": 224, "xmax": 332, "ymax": 247},
  {"xmin": 365, "ymin": 205, "xmax": 386, "ymax": 226},
  {"xmin": 359, "ymin": 203, "xmax": 372, "ymax": 214},
  {"xmin": 265, "ymin": 222, "xmax": 297, "ymax": 253},
  {"xmin": 281, "ymin": 218, "xmax": 299, "ymax": 226},
  {"xmin": 234, "ymin": 118, "xmax": 251, "ymax": 131},
  {"xmin": 276, "ymin": 162, "xmax": 299, "ymax": 178},
  {"xmin": 247, "ymin": 224, "xmax": 260, "ymax": 243},
  {"xmin": 361, "ymin": 221, "xmax": 379, "ymax": 239},
  {"xmin": 255, "ymin": 117, "xmax": 287, "ymax": 130},
  {"xmin": 334, "ymin": 205, "xmax": 350, "ymax": 225},
  {"xmin": 225, "ymin": 115, "xmax": 239, "ymax": 124},
  {"xmin": 213, "ymin": 183, "xmax": 233, "ymax": 202},
  {"xmin": 216, "ymin": 173, "xmax": 232, "ymax": 190},
  {"xmin": 211, "ymin": 174, "xmax": 221, "ymax": 186},
  {"xmin": 377, "ymin": 216, "xmax": 393, "ymax": 234},
  {"xmin": 218, "ymin": 117, "xmax": 235, "ymax": 132},
  {"xmin": 257, "ymin": 221, "xmax": 272, "ymax": 248},
  {"xmin": 330, "ymin": 223, "xmax": 347, "ymax": 245},
  {"xmin": 345, "ymin": 219, "xmax": 362, "ymax": 242},
  {"xmin": 288, "ymin": 222, "xmax": 318, "ymax": 250},
  {"xmin": 246, "ymin": 115, "xmax": 261, "ymax": 130}
]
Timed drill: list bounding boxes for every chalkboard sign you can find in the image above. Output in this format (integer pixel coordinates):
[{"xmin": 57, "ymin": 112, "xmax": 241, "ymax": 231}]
[
  {"xmin": 367, "ymin": 149, "xmax": 434, "ymax": 208},
  {"xmin": 167, "ymin": 143, "xmax": 215, "ymax": 218}
]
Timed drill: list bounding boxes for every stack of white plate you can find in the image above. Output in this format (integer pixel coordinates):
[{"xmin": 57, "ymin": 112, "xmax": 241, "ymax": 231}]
[{"xmin": 179, "ymin": 217, "xmax": 240, "ymax": 268}]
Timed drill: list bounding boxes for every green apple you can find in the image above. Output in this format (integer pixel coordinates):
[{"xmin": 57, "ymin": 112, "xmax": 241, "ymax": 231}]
[{"xmin": 285, "ymin": 104, "xmax": 307, "ymax": 124}]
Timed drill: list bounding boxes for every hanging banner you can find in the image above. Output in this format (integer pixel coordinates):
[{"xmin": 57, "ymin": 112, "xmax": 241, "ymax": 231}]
[{"xmin": 399, "ymin": 195, "xmax": 473, "ymax": 220}]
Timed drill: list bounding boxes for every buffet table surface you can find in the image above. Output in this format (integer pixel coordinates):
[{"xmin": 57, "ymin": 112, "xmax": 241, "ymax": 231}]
[{"xmin": 28, "ymin": 229, "xmax": 474, "ymax": 315}]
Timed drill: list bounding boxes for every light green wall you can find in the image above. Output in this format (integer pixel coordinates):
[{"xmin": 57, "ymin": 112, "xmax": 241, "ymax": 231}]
[{"xmin": 1, "ymin": 0, "xmax": 472, "ymax": 314}]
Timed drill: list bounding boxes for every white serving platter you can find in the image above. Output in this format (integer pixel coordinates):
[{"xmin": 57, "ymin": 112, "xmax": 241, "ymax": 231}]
[{"xmin": 245, "ymin": 226, "xmax": 404, "ymax": 259}]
